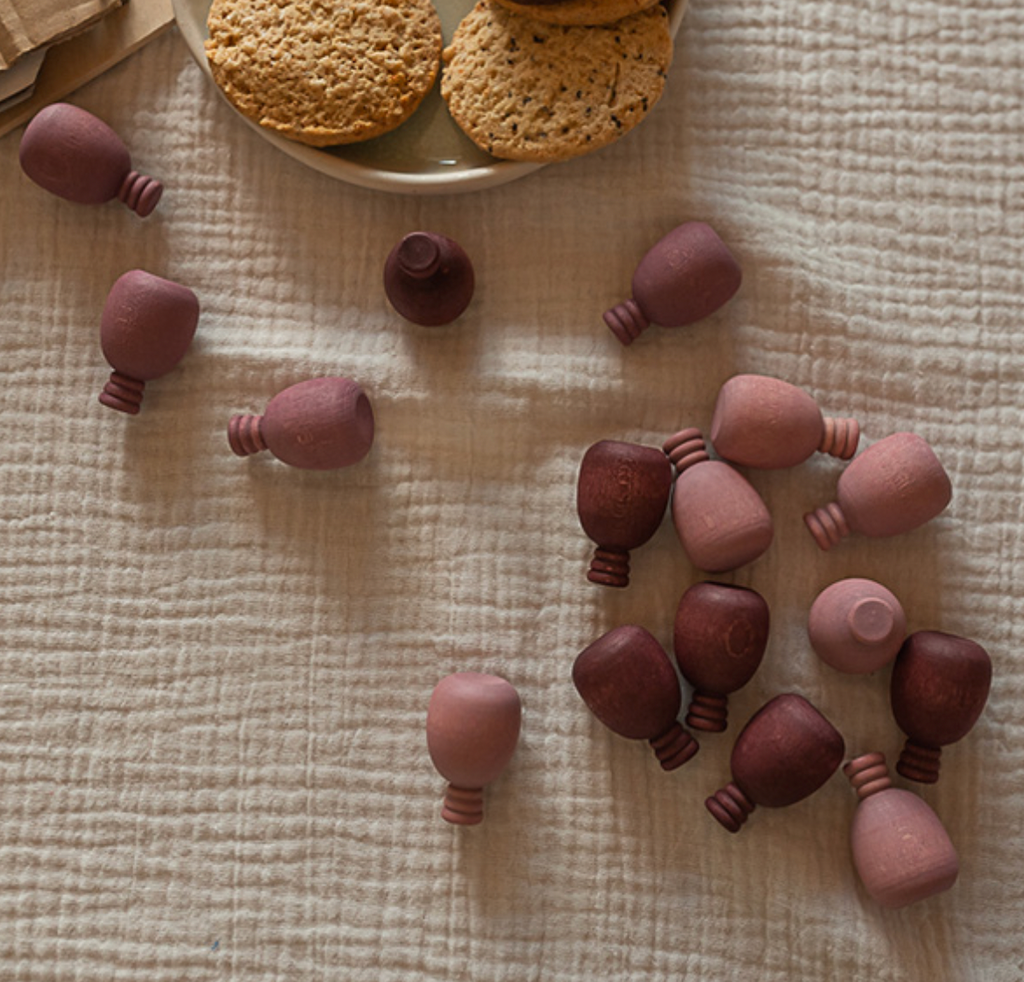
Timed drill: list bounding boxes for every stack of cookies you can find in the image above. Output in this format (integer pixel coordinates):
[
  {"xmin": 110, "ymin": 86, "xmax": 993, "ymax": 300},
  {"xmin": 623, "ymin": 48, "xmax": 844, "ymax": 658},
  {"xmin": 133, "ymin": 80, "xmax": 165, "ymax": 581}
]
[{"xmin": 204, "ymin": 0, "xmax": 676, "ymax": 164}]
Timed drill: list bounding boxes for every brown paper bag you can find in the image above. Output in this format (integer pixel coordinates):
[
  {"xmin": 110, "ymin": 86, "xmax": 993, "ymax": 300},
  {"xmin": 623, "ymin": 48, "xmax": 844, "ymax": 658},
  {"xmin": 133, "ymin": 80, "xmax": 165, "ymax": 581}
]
[{"xmin": 0, "ymin": 0, "xmax": 123, "ymax": 70}]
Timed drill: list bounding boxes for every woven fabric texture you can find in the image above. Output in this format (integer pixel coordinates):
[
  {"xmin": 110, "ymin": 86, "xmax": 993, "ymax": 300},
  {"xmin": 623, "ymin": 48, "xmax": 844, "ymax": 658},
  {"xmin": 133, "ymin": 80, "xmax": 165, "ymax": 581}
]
[{"xmin": 0, "ymin": 3, "xmax": 1021, "ymax": 979}]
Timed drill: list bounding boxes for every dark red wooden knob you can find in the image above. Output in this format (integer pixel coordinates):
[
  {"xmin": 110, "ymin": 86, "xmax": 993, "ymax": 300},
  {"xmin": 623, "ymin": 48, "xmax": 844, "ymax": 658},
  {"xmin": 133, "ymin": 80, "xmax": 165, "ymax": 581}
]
[
  {"xmin": 229, "ymin": 377, "xmax": 375, "ymax": 470},
  {"xmin": 573, "ymin": 625, "xmax": 698, "ymax": 770},
  {"xmin": 576, "ymin": 439, "xmax": 672, "ymax": 588},
  {"xmin": 673, "ymin": 581, "xmax": 770, "ymax": 732},
  {"xmin": 98, "ymin": 270, "xmax": 199, "ymax": 414},
  {"xmin": 384, "ymin": 231, "xmax": 474, "ymax": 326},
  {"xmin": 20, "ymin": 103, "xmax": 162, "ymax": 217},
  {"xmin": 890, "ymin": 630, "xmax": 992, "ymax": 783},
  {"xmin": 706, "ymin": 693, "xmax": 845, "ymax": 833}
]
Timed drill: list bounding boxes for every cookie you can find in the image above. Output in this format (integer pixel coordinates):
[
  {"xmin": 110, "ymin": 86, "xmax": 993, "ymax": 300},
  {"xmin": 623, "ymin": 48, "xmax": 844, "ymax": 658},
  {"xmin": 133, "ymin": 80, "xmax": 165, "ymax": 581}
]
[
  {"xmin": 205, "ymin": 0, "xmax": 443, "ymax": 147},
  {"xmin": 492, "ymin": 0, "xmax": 662, "ymax": 27},
  {"xmin": 440, "ymin": 1, "xmax": 673, "ymax": 163}
]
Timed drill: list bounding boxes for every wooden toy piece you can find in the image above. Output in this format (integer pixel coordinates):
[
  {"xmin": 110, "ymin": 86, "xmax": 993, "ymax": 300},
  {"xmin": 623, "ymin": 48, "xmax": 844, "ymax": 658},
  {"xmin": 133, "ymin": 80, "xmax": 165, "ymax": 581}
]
[
  {"xmin": 673, "ymin": 582, "xmax": 770, "ymax": 732},
  {"xmin": 572, "ymin": 625, "xmax": 698, "ymax": 770},
  {"xmin": 19, "ymin": 103, "xmax": 163, "ymax": 217},
  {"xmin": 709, "ymin": 373, "xmax": 859, "ymax": 469},
  {"xmin": 228, "ymin": 377, "xmax": 374, "ymax": 470},
  {"xmin": 844, "ymin": 752, "xmax": 959, "ymax": 908},
  {"xmin": 603, "ymin": 222, "xmax": 742, "ymax": 346},
  {"xmin": 804, "ymin": 432, "xmax": 952, "ymax": 550},
  {"xmin": 426, "ymin": 672, "xmax": 522, "ymax": 825},
  {"xmin": 890, "ymin": 630, "xmax": 992, "ymax": 784},
  {"xmin": 662, "ymin": 428, "xmax": 773, "ymax": 573},
  {"xmin": 98, "ymin": 270, "xmax": 199, "ymax": 415},
  {"xmin": 705, "ymin": 693, "xmax": 844, "ymax": 833},
  {"xmin": 383, "ymin": 231, "xmax": 475, "ymax": 326},
  {"xmin": 808, "ymin": 577, "xmax": 906, "ymax": 674},
  {"xmin": 576, "ymin": 439, "xmax": 672, "ymax": 587}
]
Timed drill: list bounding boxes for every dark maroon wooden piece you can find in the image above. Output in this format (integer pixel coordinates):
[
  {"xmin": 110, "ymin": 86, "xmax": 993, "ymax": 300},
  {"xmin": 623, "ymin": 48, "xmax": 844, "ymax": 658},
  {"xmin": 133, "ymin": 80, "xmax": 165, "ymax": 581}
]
[
  {"xmin": 705, "ymin": 693, "xmax": 845, "ymax": 833},
  {"xmin": 19, "ymin": 103, "xmax": 163, "ymax": 217},
  {"xmin": 98, "ymin": 270, "xmax": 199, "ymax": 414},
  {"xmin": 603, "ymin": 221, "xmax": 741, "ymax": 345},
  {"xmin": 890, "ymin": 630, "xmax": 992, "ymax": 784},
  {"xmin": 673, "ymin": 581, "xmax": 770, "ymax": 732},
  {"xmin": 576, "ymin": 439, "xmax": 672, "ymax": 588},
  {"xmin": 384, "ymin": 231, "xmax": 475, "ymax": 326},
  {"xmin": 662, "ymin": 428, "xmax": 773, "ymax": 573},
  {"xmin": 572, "ymin": 625, "xmax": 698, "ymax": 770},
  {"xmin": 426, "ymin": 672, "xmax": 522, "ymax": 825},
  {"xmin": 804, "ymin": 432, "xmax": 952, "ymax": 550},
  {"xmin": 229, "ymin": 377, "xmax": 375, "ymax": 470}
]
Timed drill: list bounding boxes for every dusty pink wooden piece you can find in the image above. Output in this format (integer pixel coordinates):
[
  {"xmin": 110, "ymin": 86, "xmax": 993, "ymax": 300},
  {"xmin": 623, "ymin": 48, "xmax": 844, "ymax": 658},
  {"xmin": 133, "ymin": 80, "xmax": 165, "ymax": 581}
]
[
  {"xmin": 808, "ymin": 578, "xmax": 906, "ymax": 674},
  {"xmin": 572, "ymin": 625, "xmax": 698, "ymax": 770},
  {"xmin": 705, "ymin": 693, "xmax": 844, "ymax": 833},
  {"xmin": 603, "ymin": 222, "xmax": 741, "ymax": 345},
  {"xmin": 19, "ymin": 103, "xmax": 163, "ymax": 217},
  {"xmin": 576, "ymin": 439, "xmax": 672, "ymax": 587},
  {"xmin": 426, "ymin": 672, "xmax": 522, "ymax": 825},
  {"xmin": 804, "ymin": 432, "xmax": 952, "ymax": 550},
  {"xmin": 662, "ymin": 428, "xmax": 773, "ymax": 573},
  {"xmin": 673, "ymin": 581, "xmax": 770, "ymax": 732},
  {"xmin": 890, "ymin": 630, "xmax": 992, "ymax": 784},
  {"xmin": 844, "ymin": 752, "xmax": 958, "ymax": 908},
  {"xmin": 709, "ymin": 373, "xmax": 859, "ymax": 469},
  {"xmin": 229, "ymin": 377, "xmax": 375, "ymax": 470},
  {"xmin": 384, "ymin": 231, "xmax": 475, "ymax": 326},
  {"xmin": 98, "ymin": 270, "xmax": 199, "ymax": 415}
]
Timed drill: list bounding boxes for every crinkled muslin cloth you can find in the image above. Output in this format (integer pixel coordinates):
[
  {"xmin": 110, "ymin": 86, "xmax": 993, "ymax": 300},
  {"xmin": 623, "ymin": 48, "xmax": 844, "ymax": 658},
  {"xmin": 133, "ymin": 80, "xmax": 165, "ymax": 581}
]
[{"xmin": 0, "ymin": 3, "xmax": 1022, "ymax": 979}]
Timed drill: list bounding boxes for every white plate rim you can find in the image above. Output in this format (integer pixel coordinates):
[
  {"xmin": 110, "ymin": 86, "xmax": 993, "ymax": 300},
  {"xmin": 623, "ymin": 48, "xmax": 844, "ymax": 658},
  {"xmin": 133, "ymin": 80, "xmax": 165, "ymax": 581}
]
[{"xmin": 173, "ymin": 0, "xmax": 687, "ymax": 195}]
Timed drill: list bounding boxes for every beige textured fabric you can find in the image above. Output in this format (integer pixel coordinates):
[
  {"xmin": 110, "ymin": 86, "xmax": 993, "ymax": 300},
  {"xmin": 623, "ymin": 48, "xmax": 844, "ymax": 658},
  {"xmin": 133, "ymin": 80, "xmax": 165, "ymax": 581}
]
[{"xmin": 0, "ymin": 3, "xmax": 1021, "ymax": 979}]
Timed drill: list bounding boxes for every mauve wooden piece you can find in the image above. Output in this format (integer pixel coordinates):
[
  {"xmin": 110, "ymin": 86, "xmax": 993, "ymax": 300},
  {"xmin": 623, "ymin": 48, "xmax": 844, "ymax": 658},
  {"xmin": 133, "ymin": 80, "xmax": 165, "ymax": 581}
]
[
  {"xmin": 673, "ymin": 581, "xmax": 770, "ymax": 732},
  {"xmin": 572, "ymin": 625, "xmax": 698, "ymax": 770},
  {"xmin": 19, "ymin": 103, "xmax": 163, "ymax": 217},
  {"xmin": 808, "ymin": 577, "xmax": 907, "ymax": 675},
  {"xmin": 576, "ymin": 439, "xmax": 672, "ymax": 587},
  {"xmin": 426, "ymin": 672, "xmax": 522, "ymax": 825},
  {"xmin": 603, "ymin": 222, "xmax": 741, "ymax": 345},
  {"xmin": 890, "ymin": 630, "xmax": 992, "ymax": 784},
  {"xmin": 229, "ymin": 377, "xmax": 374, "ymax": 470},
  {"xmin": 804, "ymin": 432, "xmax": 952, "ymax": 550},
  {"xmin": 709, "ymin": 373, "xmax": 859, "ymax": 469},
  {"xmin": 705, "ymin": 693, "xmax": 845, "ymax": 833},
  {"xmin": 844, "ymin": 752, "xmax": 958, "ymax": 908},
  {"xmin": 98, "ymin": 270, "xmax": 199, "ymax": 415},
  {"xmin": 383, "ymin": 231, "xmax": 475, "ymax": 326},
  {"xmin": 662, "ymin": 428, "xmax": 773, "ymax": 573}
]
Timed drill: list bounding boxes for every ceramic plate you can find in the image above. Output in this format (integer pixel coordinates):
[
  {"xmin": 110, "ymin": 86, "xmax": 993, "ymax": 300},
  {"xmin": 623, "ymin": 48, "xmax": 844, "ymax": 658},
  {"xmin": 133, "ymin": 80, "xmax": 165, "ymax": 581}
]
[{"xmin": 173, "ymin": 0, "xmax": 687, "ymax": 194}]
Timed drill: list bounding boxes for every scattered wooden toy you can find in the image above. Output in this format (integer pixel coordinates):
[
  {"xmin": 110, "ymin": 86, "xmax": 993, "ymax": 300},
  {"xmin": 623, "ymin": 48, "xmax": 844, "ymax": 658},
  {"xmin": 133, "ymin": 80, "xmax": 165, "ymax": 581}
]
[
  {"xmin": 572, "ymin": 625, "xmax": 699, "ymax": 770},
  {"xmin": 228, "ymin": 377, "xmax": 375, "ymax": 470},
  {"xmin": 890, "ymin": 630, "xmax": 992, "ymax": 784},
  {"xmin": 843, "ymin": 752, "xmax": 958, "ymax": 908},
  {"xmin": 19, "ymin": 103, "xmax": 163, "ymax": 217},
  {"xmin": 808, "ymin": 577, "xmax": 906, "ymax": 675},
  {"xmin": 576, "ymin": 439, "xmax": 672, "ymax": 587},
  {"xmin": 662, "ymin": 428, "xmax": 773, "ymax": 573},
  {"xmin": 705, "ymin": 693, "xmax": 844, "ymax": 833},
  {"xmin": 804, "ymin": 432, "xmax": 952, "ymax": 550},
  {"xmin": 98, "ymin": 270, "xmax": 199, "ymax": 415},
  {"xmin": 603, "ymin": 221, "xmax": 741, "ymax": 345},
  {"xmin": 709, "ymin": 373, "xmax": 859, "ymax": 469},
  {"xmin": 426, "ymin": 672, "xmax": 522, "ymax": 825},
  {"xmin": 673, "ymin": 581, "xmax": 770, "ymax": 732},
  {"xmin": 383, "ymin": 231, "xmax": 475, "ymax": 327}
]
